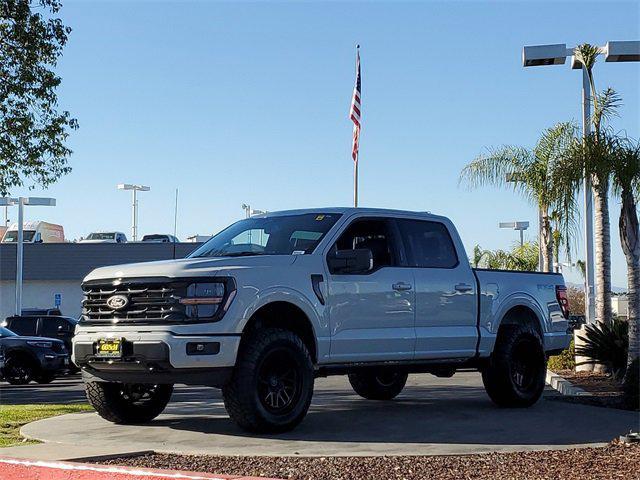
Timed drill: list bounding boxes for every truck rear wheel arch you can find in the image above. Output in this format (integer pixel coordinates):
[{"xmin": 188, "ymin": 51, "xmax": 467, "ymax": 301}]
[
  {"xmin": 498, "ymin": 305, "xmax": 544, "ymax": 342},
  {"xmin": 242, "ymin": 302, "xmax": 317, "ymax": 364}
]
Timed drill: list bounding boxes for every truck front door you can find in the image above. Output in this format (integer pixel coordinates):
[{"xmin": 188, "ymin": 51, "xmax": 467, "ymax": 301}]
[{"xmin": 325, "ymin": 218, "xmax": 415, "ymax": 362}]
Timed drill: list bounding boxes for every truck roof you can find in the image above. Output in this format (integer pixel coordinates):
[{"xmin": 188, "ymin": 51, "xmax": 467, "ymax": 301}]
[
  {"xmin": 6, "ymin": 221, "xmax": 62, "ymax": 230},
  {"xmin": 256, "ymin": 207, "xmax": 447, "ymax": 221}
]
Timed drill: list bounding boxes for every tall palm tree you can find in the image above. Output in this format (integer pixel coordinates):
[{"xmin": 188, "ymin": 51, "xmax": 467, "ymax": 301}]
[
  {"xmin": 571, "ymin": 44, "xmax": 619, "ymax": 327},
  {"xmin": 459, "ymin": 123, "xmax": 576, "ymax": 272},
  {"xmin": 611, "ymin": 139, "xmax": 640, "ymax": 378}
]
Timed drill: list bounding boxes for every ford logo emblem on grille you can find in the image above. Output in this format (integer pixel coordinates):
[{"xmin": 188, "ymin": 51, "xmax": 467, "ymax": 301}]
[{"xmin": 106, "ymin": 294, "xmax": 129, "ymax": 310}]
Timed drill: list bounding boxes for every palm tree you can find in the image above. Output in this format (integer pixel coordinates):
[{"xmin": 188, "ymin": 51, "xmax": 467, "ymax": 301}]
[
  {"xmin": 459, "ymin": 123, "xmax": 576, "ymax": 272},
  {"xmin": 569, "ymin": 44, "xmax": 620, "ymax": 327},
  {"xmin": 473, "ymin": 242, "xmax": 539, "ymax": 272},
  {"xmin": 611, "ymin": 139, "xmax": 640, "ymax": 379}
]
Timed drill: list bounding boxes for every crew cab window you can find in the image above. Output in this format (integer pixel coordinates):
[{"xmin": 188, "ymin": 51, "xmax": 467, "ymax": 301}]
[
  {"xmin": 8, "ymin": 317, "xmax": 37, "ymax": 336},
  {"xmin": 397, "ymin": 219, "xmax": 458, "ymax": 268},
  {"xmin": 331, "ymin": 219, "xmax": 397, "ymax": 270}
]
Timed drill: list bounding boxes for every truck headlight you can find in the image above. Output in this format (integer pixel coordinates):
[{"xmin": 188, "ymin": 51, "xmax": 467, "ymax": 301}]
[{"xmin": 179, "ymin": 281, "xmax": 235, "ymax": 320}]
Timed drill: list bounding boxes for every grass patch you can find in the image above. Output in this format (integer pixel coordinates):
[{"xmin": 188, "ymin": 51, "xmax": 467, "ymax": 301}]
[{"xmin": 0, "ymin": 404, "xmax": 93, "ymax": 448}]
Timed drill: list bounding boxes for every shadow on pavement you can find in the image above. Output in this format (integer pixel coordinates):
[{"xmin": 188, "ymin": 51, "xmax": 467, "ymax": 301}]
[{"xmin": 150, "ymin": 384, "xmax": 637, "ymax": 446}]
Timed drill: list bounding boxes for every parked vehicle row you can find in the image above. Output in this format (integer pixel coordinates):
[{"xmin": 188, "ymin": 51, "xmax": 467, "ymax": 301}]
[
  {"xmin": 73, "ymin": 207, "xmax": 572, "ymax": 433},
  {"xmin": 1, "ymin": 223, "xmax": 180, "ymax": 243},
  {"xmin": 78, "ymin": 232, "xmax": 180, "ymax": 243}
]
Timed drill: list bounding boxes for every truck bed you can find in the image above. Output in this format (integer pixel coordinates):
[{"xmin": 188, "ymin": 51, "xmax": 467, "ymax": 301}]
[{"xmin": 472, "ymin": 268, "xmax": 570, "ymax": 356}]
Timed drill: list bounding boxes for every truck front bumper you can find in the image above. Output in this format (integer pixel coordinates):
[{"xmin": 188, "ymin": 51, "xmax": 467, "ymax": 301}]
[{"xmin": 72, "ymin": 331, "xmax": 240, "ymax": 387}]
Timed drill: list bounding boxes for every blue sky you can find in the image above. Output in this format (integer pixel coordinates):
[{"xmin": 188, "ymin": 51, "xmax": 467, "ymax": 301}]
[{"xmin": 8, "ymin": 0, "xmax": 640, "ymax": 287}]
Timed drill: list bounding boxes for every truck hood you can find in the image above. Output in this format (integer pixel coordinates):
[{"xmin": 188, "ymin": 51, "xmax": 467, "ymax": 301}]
[
  {"xmin": 84, "ymin": 255, "xmax": 298, "ymax": 282},
  {"xmin": 2, "ymin": 336, "xmax": 64, "ymax": 345}
]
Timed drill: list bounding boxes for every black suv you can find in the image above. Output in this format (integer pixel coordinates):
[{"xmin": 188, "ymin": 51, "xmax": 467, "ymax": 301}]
[
  {"xmin": 3, "ymin": 315, "xmax": 78, "ymax": 352},
  {"xmin": 0, "ymin": 327, "xmax": 70, "ymax": 384}
]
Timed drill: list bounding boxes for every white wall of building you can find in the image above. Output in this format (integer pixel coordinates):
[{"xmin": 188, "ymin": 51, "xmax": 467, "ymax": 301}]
[
  {"xmin": 0, "ymin": 280, "xmax": 83, "ymax": 320},
  {"xmin": 612, "ymin": 295, "xmax": 629, "ymax": 319}
]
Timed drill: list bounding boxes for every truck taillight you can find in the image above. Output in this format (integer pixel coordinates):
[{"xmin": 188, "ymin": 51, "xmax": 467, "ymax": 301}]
[{"xmin": 556, "ymin": 285, "xmax": 570, "ymax": 319}]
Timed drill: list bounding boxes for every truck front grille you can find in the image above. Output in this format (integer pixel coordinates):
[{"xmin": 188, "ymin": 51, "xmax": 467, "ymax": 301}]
[{"xmin": 81, "ymin": 279, "xmax": 187, "ymax": 325}]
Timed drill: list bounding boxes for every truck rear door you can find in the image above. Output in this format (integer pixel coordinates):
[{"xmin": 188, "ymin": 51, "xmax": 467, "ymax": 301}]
[{"xmin": 395, "ymin": 218, "xmax": 478, "ymax": 359}]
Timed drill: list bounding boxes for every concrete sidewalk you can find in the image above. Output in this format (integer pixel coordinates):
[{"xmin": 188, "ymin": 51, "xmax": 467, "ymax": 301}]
[{"xmin": 12, "ymin": 373, "xmax": 638, "ymax": 459}]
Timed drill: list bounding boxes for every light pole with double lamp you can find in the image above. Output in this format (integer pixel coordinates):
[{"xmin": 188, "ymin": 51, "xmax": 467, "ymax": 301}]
[
  {"xmin": 0, "ymin": 196, "xmax": 56, "ymax": 315},
  {"xmin": 522, "ymin": 40, "xmax": 640, "ymax": 325},
  {"xmin": 499, "ymin": 221, "xmax": 530, "ymax": 247},
  {"xmin": 117, "ymin": 184, "xmax": 150, "ymax": 242}
]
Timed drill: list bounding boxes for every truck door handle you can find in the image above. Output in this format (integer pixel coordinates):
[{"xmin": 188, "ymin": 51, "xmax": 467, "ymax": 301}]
[
  {"xmin": 392, "ymin": 282, "xmax": 412, "ymax": 291},
  {"xmin": 454, "ymin": 283, "xmax": 473, "ymax": 292}
]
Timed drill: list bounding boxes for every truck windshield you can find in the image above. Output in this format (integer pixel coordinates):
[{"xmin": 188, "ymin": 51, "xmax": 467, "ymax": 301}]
[
  {"xmin": 2, "ymin": 230, "xmax": 36, "ymax": 243},
  {"xmin": 189, "ymin": 213, "xmax": 342, "ymax": 258},
  {"xmin": 87, "ymin": 233, "xmax": 115, "ymax": 240}
]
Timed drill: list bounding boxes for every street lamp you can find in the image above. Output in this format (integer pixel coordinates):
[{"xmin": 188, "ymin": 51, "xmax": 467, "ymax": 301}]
[
  {"xmin": 0, "ymin": 196, "xmax": 56, "ymax": 315},
  {"xmin": 117, "ymin": 184, "xmax": 150, "ymax": 241},
  {"xmin": 241, "ymin": 204, "xmax": 266, "ymax": 218},
  {"xmin": 522, "ymin": 40, "xmax": 640, "ymax": 325},
  {"xmin": 499, "ymin": 221, "xmax": 529, "ymax": 247}
]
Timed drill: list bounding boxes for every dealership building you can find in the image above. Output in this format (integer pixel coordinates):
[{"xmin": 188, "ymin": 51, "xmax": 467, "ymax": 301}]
[{"xmin": 0, "ymin": 243, "xmax": 200, "ymax": 320}]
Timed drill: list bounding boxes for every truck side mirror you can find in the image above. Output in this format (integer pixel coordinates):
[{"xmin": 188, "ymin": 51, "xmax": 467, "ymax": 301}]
[{"xmin": 328, "ymin": 249, "xmax": 373, "ymax": 275}]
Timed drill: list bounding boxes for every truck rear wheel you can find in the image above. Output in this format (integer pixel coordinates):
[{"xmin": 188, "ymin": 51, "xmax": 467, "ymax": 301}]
[
  {"xmin": 222, "ymin": 328, "xmax": 314, "ymax": 433},
  {"xmin": 85, "ymin": 382, "xmax": 173, "ymax": 424},
  {"xmin": 482, "ymin": 324, "xmax": 546, "ymax": 407},
  {"xmin": 348, "ymin": 369, "xmax": 408, "ymax": 400}
]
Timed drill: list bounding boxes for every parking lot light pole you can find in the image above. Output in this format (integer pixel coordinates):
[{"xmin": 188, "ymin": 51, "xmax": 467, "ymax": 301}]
[
  {"xmin": 0, "ymin": 196, "xmax": 56, "ymax": 315},
  {"xmin": 522, "ymin": 40, "xmax": 640, "ymax": 325},
  {"xmin": 499, "ymin": 221, "xmax": 530, "ymax": 247},
  {"xmin": 117, "ymin": 184, "xmax": 150, "ymax": 241}
]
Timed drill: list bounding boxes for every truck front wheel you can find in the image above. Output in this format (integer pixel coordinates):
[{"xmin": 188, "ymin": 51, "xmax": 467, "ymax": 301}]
[
  {"xmin": 85, "ymin": 382, "xmax": 173, "ymax": 424},
  {"xmin": 482, "ymin": 324, "xmax": 546, "ymax": 407},
  {"xmin": 348, "ymin": 369, "xmax": 408, "ymax": 400},
  {"xmin": 222, "ymin": 328, "xmax": 314, "ymax": 433}
]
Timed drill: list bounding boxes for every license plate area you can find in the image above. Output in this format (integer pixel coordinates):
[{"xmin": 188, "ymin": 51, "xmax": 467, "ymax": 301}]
[{"xmin": 95, "ymin": 338, "xmax": 123, "ymax": 358}]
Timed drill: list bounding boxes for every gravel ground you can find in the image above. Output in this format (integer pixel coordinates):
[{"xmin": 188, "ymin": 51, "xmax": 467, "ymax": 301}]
[
  {"xmin": 97, "ymin": 442, "xmax": 640, "ymax": 480},
  {"xmin": 551, "ymin": 370, "xmax": 636, "ymax": 410}
]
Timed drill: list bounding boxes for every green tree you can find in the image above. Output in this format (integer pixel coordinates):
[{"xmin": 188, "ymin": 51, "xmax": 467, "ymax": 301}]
[
  {"xmin": 553, "ymin": 90, "xmax": 620, "ymax": 329},
  {"xmin": 611, "ymin": 139, "xmax": 640, "ymax": 379},
  {"xmin": 565, "ymin": 44, "xmax": 618, "ymax": 327},
  {"xmin": 473, "ymin": 242, "xmax": 539, "ymax": 272},
  {"xmin": 0, "ymin": 0, "xmax": 77, "ymax": 196},
  {"xmin": 459, "ymin": 123, "xmax": 576, "ymax": 272}
]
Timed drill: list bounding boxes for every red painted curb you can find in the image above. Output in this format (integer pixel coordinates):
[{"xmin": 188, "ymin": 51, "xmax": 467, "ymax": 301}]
[{"xmin": 0, "ymin": 457, "xmax": 283, "ymax": 480}]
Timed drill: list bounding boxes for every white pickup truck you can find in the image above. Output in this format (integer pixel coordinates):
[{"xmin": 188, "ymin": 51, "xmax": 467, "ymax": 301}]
[{"xmin": 73, "ymin": 208, "xmax": 572, "ymax": 432}]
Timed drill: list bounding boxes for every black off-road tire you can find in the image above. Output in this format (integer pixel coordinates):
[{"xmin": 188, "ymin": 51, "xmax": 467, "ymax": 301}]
[
  {"xmin": 4, "ymin": 355, "xmax": 35, "ymax": 385},
  {"xmin": 85, "ymin": 382, "xmax": 173, "ymax": 424},
  {"xmin": 348, "ymin": 370, "xmax": 408, "ymax": 400},
  {"xmin": 222, "ymin": 328, "xmax": 314, "ymax": 433},
  {"xmin": 482, "ymin": 324, "xmax": 546, "ymax": 408}
]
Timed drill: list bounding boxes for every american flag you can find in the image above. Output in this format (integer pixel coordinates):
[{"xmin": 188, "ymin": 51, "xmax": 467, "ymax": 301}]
[{"xmin": 349, "ymin": 46, "xmax": 361, "ymax": 163}]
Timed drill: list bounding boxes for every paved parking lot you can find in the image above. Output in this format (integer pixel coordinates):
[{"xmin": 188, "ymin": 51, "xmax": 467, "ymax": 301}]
[{"xmin": 4, "ymin": 372, "xmax": 638, "ymax": 458}]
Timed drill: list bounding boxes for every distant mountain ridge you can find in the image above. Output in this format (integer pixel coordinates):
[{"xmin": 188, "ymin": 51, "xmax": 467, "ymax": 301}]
[{"xmin": 566, "ymin": 281, "xmax": 627, "ymax": 294}]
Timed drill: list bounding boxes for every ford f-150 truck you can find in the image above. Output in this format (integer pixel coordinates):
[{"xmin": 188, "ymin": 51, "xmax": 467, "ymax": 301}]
[{"xmin": 73, "ymin": 208, "xmax": 571, "ymax": 432}]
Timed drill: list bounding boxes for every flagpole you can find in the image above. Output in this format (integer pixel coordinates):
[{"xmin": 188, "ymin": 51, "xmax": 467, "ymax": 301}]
[
  {"xmin": 354, "ymin": 150, "xmax": 358, "ymax": 207},
  {"xmin": 352, "ymin": 44, "xmax": 360, "ymax": 208}
]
